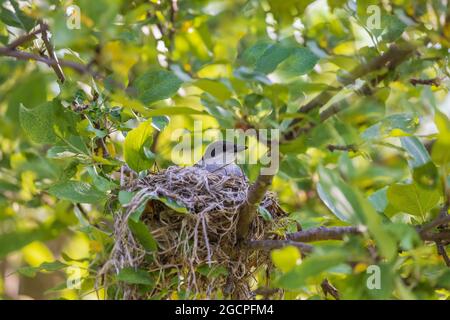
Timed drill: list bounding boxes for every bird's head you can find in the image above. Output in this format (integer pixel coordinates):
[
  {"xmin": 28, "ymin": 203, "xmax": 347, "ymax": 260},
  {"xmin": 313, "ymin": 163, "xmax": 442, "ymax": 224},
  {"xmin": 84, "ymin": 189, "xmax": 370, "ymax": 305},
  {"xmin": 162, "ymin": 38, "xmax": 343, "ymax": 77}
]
[{"xmin": 201, "ymin": 140, "xmax": 247, "ymax": 164}]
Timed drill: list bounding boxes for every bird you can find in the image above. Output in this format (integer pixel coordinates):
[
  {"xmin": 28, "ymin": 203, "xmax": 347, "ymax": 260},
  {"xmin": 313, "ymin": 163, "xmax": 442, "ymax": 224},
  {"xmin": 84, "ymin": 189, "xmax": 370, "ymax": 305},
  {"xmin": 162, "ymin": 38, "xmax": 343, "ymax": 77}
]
[{"xmin": 195, "ymin": 140, "xmax": 247, "ymax": 177}]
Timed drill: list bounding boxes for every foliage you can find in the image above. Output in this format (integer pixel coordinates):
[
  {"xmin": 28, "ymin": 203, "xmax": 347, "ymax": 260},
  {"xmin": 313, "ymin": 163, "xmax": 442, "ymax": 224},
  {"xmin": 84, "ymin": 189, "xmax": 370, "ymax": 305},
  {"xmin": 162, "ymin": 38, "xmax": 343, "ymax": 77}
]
[{"xmin": 1, "ymin": 0, "xmax": 450, "ymax": 300}]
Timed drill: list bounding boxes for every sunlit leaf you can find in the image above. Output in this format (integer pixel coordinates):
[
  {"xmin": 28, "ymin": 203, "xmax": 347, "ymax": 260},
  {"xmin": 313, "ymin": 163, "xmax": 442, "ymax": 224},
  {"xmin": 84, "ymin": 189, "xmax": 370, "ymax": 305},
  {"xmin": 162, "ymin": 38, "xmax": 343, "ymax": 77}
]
[
  {"xmin": 124, "ymin": 121, "xmax": 154, "ymax": 172},
  {"xmin": 271, "ymin": 246, "xmax": 301, "ymax": 273},
  {"xmin": 387, "ymin": 182, "xmax": 440, "ymax": 218},
  {"xmin": 48, "ymin": 181, "xmax": 107, "ymax": 204},
  {"xmin": 135, "ymin": 70, "xmax": 183, "ymax": 105}
]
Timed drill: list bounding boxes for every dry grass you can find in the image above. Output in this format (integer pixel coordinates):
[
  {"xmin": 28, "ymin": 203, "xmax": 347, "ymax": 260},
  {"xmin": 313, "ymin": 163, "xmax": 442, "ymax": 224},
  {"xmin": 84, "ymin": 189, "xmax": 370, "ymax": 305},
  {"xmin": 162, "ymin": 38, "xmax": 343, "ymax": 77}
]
[{"xmin": 100, "ymin": 166, "xmax": 286, "ymax": 299}]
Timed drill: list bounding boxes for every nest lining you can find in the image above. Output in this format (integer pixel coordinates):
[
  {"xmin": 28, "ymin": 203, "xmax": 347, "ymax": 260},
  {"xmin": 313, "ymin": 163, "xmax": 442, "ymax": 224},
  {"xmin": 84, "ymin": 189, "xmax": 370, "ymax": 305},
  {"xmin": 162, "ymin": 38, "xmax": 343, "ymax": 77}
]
[{"xmin": 102, "ymin": 166, "xmax": 286, "ymax": 299}]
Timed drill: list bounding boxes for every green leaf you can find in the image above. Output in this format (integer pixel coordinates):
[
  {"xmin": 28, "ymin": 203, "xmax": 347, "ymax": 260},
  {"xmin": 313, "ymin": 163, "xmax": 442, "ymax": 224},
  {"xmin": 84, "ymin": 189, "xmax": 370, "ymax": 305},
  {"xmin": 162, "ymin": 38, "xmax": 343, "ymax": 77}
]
[
  {"xmin": 19, "ymin": 102, "xmax": 58, "ymax": 144},
  {"xmin": 400, "ymin": 137, "xmax": 430, "ymax": 168},
  {"xmin": 118, "ymin": 191, "xmax": 135, "ymax": 205},
  {"xmin": 368, "ymin": 187, "xmax": 388, "ymax": 213},
  {"xmin": 387, "ymin": 182, "xmax": 440, "ymax": 218},
  {"xmin": 385, "ymin": 223, "xmax": 420, "ymax": 251},
  {"xmin": 432, "ymin": 111, "xmax": 450, "ymax": 165},
  {"xmin": 149, "ymin": 194, "xmax": 189, "ymax": 214},
  {"xmin": 412, "ymin": 161, "xmax": 439, "ymax": 190},
  {"xmin": 317, "ymin": 167, "xmax": 359, "ymax": 222},
  {"xmin": 152, "ymin": 116, "xmax": 170, "ymax": 131},
  {"xmin": 317, "ymin": 166, "xmax": 397, "ymax": 260},
  {"xmin": 381, "ymin": 15, "xmax": 407, "ymax": 42},
  {"xmin": 135, "ymin": 70, "xmax": 182, "ymax": 105},
  {"xmin": 142, "ymin": 106, "xmax": 207, "ymax": 117},
  {"xmin": 361, "ymin": 114, "xmax": 419, "ymax": 140},
  {"xmin": 7, "ymin": 71, "xmax": 47, "ymax": 121},
  {"xmin": 124, "ymin": 121, "xmax": 154, "ymax": 172},
  {"xmin": 258, "ymin": 206, "xmax": 273, "ymax": 221},
  {"xmin": 437, "ymin": 270, "xmax": 450, "ymax": 289},
  {"xmin": 17, "ymin": 266, "xmax": 38, "ymax": 277},
  {"xmin": 116, "ymin": 267, "xmax": 153, "ymax": 285},
  {"xmin": 432, "ymin": 139, "xmax": 450, "ymax": 165},
  {"xmin": 197, "ymin": 265, "xmax": 228, "ymax": 278},
  {"xmin": 48, "ymin": 181, "xmax": 107, "ymax": 204},
  {"xmin": 0, "ymin": 223, "xmax": 63, "ymax": 259},
  {"xmin": 0, "ymin": 1, "xmax": 35, "ymax": 31},
  {"xmin": 18, "ymin": 261, "xmax": 67, "ymax": 278},
  {"xmin": 78, "ymin": 0, "xmax": 121, "ymax": 29},
  {"xmin": 255, "ymin": 44, "xmax": 293, "ymax": 74},
  {"xmin": 277, "ymin": 251, "xmax": 347, "ymax": 290},
  {"xmin": 401, "ymin": 137, "xmax": 438, "ymax": 189},
  {"xmin": 128, "ymin": 220, "xmax": 158, "ymax": 253},
  {"xmin": 194, "ymin": 79, "xmax": 232, "ymax": 102},
  {"xmin": 271, "ymin": 246, "xmax": 301, "ymax": 273},
  {"xmin": 87, "ymin": 167, "xmax": 118, "ymax": 192},
  {"xmin": 278, "ymin": 47, "xmax": 319, "ymax": 76},
  {"xmin": 46, "ymin": 146, "xmax": 79, "ymax": 159},
  {"xmin": 240, "ymin": 41, "xmax": 272, "ymax": 66}
]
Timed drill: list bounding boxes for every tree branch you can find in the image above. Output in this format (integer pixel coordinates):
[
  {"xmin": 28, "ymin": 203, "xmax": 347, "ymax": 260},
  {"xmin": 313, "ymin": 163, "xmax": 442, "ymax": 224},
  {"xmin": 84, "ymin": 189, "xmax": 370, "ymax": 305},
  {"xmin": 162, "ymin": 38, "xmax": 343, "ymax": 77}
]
[
  {"xmin": 0, "ymin": 46, "xmax": 95, "ymax": 75},
  {"xmin": 236, "ymin": 174, "xmax": 274, "ymax": 240},
  {"xmin": 39, "ymin": 21, "xmax": 65, "ymax": 83},
  {"xmin": 436, "ymin": 242, "xmax": 450, "ymax": 267},
  {"xmin": 417, "ymin": 210, "xmax": 450, "ymax": 235},
  {"xmin": 421, "ymin": 230, "xmax": 450, "ymax": 242},
  {"xmin": 321, "ymin": 279, "xmax": 340, "ymax": 300},
  {"xmin": 327, "ymin": 144, "xmax": 357, "ymax": 152},
  {"xmin": 410, "ymin": 77, "xmax": 441, "ymax": 87},
  {"xmin": 287, "ymin": 226, "xmax": 362, "ymax": 242},
  {"xmin": 285, "ymin": 224, "xmax": 450, "ymax": 244},
  {"xmin": 244, "ymin": 239, "xmax": 314, "ymax": 254},
  {"xmin": 7, "ymin": 27, "xmax": 44, "ymax": 49}
]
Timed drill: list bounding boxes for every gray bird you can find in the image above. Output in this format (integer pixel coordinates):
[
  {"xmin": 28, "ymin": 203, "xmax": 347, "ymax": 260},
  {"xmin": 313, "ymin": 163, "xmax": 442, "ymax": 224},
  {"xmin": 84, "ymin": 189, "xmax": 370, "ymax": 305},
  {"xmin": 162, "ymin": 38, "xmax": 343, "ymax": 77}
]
[{"xmin": 195, "ymin": 140, "xmax": 247, "ymax": 177}]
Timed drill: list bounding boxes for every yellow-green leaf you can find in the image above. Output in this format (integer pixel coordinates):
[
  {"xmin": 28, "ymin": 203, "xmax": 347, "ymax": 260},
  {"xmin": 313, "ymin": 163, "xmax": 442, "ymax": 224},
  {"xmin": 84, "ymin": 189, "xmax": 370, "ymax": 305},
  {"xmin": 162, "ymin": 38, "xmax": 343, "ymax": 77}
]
[{"xmin": 124, "ymin": 121, "xmax": 154, "ymax": 172}]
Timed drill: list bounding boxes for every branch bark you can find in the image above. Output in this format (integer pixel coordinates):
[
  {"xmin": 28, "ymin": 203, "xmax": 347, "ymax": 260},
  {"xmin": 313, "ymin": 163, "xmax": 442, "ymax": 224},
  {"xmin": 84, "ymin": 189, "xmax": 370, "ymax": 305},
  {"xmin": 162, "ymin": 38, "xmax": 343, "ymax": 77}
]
[
  {"xmin": 410, "ymin": 77, "xmax": 441, "ymax": 87},
  {"xmin": 417, "ymin": 213, "xmax": 450, "ymax": 235},
  {"xmin": 287, "ymin": 226, "xmax": 362, "ymax": 242},
  {"xmin": 236, "ymin": 174, "xmax": 274, "ymax": 240},
  {"xmin": 39, "ymin": 21, "xmax": 65, "ymax": 83},
  {"xmin": 0, "ymin": 46, "xmax": 95, "ymax": 75},
  {"xmin": 285, "ymin": 224, "xmax": 450, "ymax": 244},
  {"xmin": 244, "ymin": 239, "xmax": 314, "ymax": 254},
  {"xmin": 7, "ymin": 27, "xmax": 44, "ymax": 49}
]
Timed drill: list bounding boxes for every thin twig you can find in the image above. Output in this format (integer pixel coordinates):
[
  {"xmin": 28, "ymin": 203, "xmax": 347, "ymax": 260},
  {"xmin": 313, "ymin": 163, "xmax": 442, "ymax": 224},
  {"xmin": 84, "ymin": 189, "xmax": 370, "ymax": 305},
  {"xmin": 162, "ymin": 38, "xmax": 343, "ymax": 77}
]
[
  {"xmin": 436, "ymin": 242, "xmax": 450, "ymax": 267},
  {"xmin": 0, "ymin": 46, "xmax": 94, "ymax": 75},
  {"xmin": 410, "ymin": 77, "xmax": 441, "ymax": 86},
  {"xmin": 417, "ymin": 207, "xmax": 450, "ymax": 235},
  {"xmin": 327, "ymin": 144, "xmax": 357, "ymax": 152},
  {"xmin": 7, "ymin": 27, "xmax": 43, "ymax": 49},
  {"xmin": 39, "ymin": 21, "xmax": 65, "ymax": 83},
  {"xmin": 284, "ymin": 224, "xmax": 450, "ymax": 244},
  {"xmin": 287, "ymin": 226, "xmax": 362, "ymax": 242},
  {"xmin": 321, "ymin": 279, "xmax": 340, "ymax": 300},
  {"xmin": 244, "ymin": 239, "xmax": 314, "ymax": 254}
]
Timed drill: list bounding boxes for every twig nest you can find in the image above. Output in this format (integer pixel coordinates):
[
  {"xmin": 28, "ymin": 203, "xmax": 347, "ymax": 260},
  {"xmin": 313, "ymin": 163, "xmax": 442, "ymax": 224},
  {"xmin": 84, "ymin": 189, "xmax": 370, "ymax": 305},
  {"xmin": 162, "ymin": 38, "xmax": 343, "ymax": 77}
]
[{"xmin": 103, "ymin": 166, "xmax": 286, "ymax": 299}]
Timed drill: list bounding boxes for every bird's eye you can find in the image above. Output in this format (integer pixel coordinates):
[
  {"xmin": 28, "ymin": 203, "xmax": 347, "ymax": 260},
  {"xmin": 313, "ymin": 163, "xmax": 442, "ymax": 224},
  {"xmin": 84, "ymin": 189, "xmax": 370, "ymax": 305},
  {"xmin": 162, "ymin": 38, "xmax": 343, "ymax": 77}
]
[{"xmin": 210, "ymin": 149, "xmax": 216, "ymax": 157}]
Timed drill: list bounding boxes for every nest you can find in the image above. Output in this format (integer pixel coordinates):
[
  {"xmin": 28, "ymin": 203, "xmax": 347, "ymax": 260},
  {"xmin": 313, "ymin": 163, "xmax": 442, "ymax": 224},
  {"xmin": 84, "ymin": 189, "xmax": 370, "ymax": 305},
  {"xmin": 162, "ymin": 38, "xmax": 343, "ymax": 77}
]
[{"xmin": 100, "ymin": 166, "xmax": 286, "ymax": 299}]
